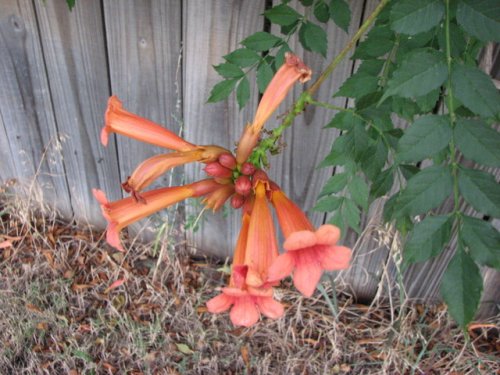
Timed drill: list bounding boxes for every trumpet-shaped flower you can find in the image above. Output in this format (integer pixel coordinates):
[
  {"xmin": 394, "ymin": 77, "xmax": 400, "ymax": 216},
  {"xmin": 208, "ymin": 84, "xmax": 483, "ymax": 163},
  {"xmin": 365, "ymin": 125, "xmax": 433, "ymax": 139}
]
[
  {"xmin": 207, "ymin": 214, "xmax": 284, "ymax": 327},
  {"xmin": 93, "ymin": 179, "xmax": 220, "ymax": 251},
  {"xmin": 102, "ymin": 96, "xmax": 195, "ymax": 151},
  {"xmin": 244, "ymin": 179, "xmax": 279, "ymax": 288},
  {"xmin": 267, "ymin": 188, "xmax": 352, "ymax": 297},
  {"xmin": 236, "ymin": 53, "xmax": 312, "ymax": 164},
  {"xmin": 123, "ymin": 146, "xmax": 229, "ymax": 197},
  {"xmin": 201, "ymin": 183, "xmax": 235, "ymax": 212}
]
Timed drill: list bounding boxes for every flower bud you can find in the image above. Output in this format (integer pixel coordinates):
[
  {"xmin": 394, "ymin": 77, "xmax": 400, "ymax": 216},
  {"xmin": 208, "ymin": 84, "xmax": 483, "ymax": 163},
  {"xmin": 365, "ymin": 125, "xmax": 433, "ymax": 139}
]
[
  {"xmin": 218, "ymin": 153, "xmax": 237, "ymax": 170},
  {"xmin": 235, "ymin": 175, "xmax": 252, "ymax": 196},
  {"xmin": 241, "ymin": 162, "xmax": 256, "ymax": 176},
  {"xmin": 253, "ymin": 169, "xmax": 269, "ymax": 183},
  {"xmin": 230, "ymin": 194, "xmax": 245, "ymax": 209},
  {"xmin": 203, "ymin": 162, "xmax": 232, "ymax": 178}
]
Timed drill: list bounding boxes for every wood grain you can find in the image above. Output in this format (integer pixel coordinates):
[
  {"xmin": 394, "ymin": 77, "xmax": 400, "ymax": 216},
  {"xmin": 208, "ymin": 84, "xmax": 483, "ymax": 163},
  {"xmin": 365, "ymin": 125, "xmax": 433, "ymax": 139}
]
[
  {"xmin": 183, "ymin": 0, "xmax": 265, "ymax": 258},
  {"xmin": 0, "ymin": 0, "xmax": 71, "ymax": 216},
  {"xmin": 33, "ymin": 0, "xmax": 120, "ymax": 225},
  {"xmin": 103, "ymin": 0, "xmax": 184, "ymax": 241}
]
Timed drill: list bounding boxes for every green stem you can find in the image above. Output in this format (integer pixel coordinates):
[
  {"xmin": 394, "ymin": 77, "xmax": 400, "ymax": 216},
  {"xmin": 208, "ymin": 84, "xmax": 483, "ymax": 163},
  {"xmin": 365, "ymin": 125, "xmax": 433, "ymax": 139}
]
[
  {"xmin": 444, "ymin": 0, "xmax": 460, "ymax": 216},
  {"xmin": 307, "ymin": 0, "xmax": 390, "ymax": 96},
  {"xmin": 251, "ymin": 0, "xmax": 390, "ymax": 165}
]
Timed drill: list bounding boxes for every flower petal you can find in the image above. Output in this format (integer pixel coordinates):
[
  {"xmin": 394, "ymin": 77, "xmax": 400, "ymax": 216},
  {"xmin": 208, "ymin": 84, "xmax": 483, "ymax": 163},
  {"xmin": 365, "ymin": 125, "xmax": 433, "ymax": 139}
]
[
  {"xmin": 315, "ymin": 224, "xmax": 340, "ymax": 245},
  {"xmin": 206, "ymin": 293, "xmax": 234, "ymax": 313},
  {"xmin": 267, "ymin": 252, "xmax": 295, "ymax": 282},
  {"xmin": 256, "ymin": 297, "xmax": 284, "ymax": 319},
  {"xmin": 293, "ymin": 251, "xmax": 322, "ymax": 297},
  {"xmin": 317, "ymin": 245, "xmax": 352, "ymax": 271},
  {"xmin": 106, "ymin": 223, "xmax": 125, "ymax": 252},
  {"xmin": 222, "ymin": 287, "xmax": 249, "ymax": 297},
  {"xmin": 283, "ymin": 230, "xmax": 317, "ymax": 251},
  {"xmin": 230, "ymin": 297, "xmax": 260, "ymax": 327}
]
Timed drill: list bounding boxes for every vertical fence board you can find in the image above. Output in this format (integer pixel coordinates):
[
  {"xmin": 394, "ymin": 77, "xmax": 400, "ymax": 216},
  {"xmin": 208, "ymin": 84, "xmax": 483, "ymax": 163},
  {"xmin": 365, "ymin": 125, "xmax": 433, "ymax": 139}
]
[
  {"xmin": 33, "ymin": 0, "xmax": 120, "ymax": 225},
  {"xmin": 0, "ymin": 0, "xmax": 71, "ymax": 215},
  {"xmin": 103, "ymin": 0, "xmax": 183, "ymax": 242},
  {"xmin": 183, "ymin": 0, "xmax": 265, "ymax": 258}
]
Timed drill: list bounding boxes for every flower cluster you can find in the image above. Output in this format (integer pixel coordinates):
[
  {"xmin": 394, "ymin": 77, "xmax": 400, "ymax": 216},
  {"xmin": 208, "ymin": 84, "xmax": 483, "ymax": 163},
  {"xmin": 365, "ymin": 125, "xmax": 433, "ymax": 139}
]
[{"xmin": 94, "ymin": 53, "xmax": 352, "ymax": 327}]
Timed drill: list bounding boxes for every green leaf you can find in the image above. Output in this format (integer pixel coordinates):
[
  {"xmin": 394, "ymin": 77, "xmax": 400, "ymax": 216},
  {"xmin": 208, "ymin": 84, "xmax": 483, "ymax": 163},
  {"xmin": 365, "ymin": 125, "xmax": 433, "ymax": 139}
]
[
  {"xmin": 319, "ymin": 173, "xmax": 349, "ymax": 197},
  {"xmin": 314, "ymin": 1, "xmax": 330, "ymax": 23},
  {"xmin": 438, "ymin": 22, "xmax": 466, "ymax": 58},
  {"xmin": 299, "ymin": 22, "xmax": 327, "ymax": 56},
  {"xmin": 300, "ymin": 0, "xmax": 314, "ymax": 6},
  {"xmin": 349, "ymin": 175, "xmax": 369, "ymax": 210},
  {"xmin": 351, "ymin": 123, "xmax": 370, "ymax": 162},
  {"xmin": 390, "ymin": 0, "xmax": 444, "ymax": 35},
  {"xmin": 458, "ymin": 168, "xmax": 500, "ymax": 218},
  {"xmin": 359, "ymin": 139, "xmax": 388, "ymax": 180},
  {"xmin": 175, "ymin": 343, "xmax": 194, "ymax": 355},
  {"xmin": 396, "ymin": 115, "xmax": 452, "ymax": 162},
  {"xmin": 455, "ymin": 118, "xmax": 500, "ymax": 167},
  {"xmin": 224, "ymin": 48, "xmax": 260, "ymax": 68},
  {"xmin": 461, "ymin": 216, "xmax": 500, "ymax": 269},
  {"xmin": 325, "ymin": 111, "xmax": 364, "ymax": 131},
  {"xmin": 396, "ymin": 166, "xmax": 453, "ymax": 217},
  {"xmin": 352, "ymin": 25, "xmax": 394, "ymax": 59},
  {"xmin": 399, "ymin": 164, "xmax": 421, "ymax": 180},
  {"xmin": 334, "ymin": 73, "xmax": 379, "ymax": 100},
  {"xmin": 236, "ymin": 77, "xmax": 250, "ymax": 109},
  {"xmin": 451, "ymin": 64, "xmax": 500, "ymax": 118},
  {"xmin": 314, "ymin": 196, "xmax": 343, "ymax": 212},
  {"xmin": 318, "ymin": 135, "xmax": 353, "ymax": 167},
  {"xmin": 415, "ymin": 89, "xmax": 440, "ymax": 113},
  {"xmin": 213, "ymin": 63, "xmax": 244, "ymax": 79},
  {"xmin": 404, "ymin": 215, "xmax": 453, "ymax": 264},
  {"xmin": 380, "ymin": 50, "xmax": 447, "ymax": 103},
  {"xmin": 274, "ymin": 44, "xmax": 291, "ymax": 68},
  {"xmin": 207, "ymin": 79, "xmax": 238, "ymax": 103},
  {"xmin": 66, "ymin": 0, "xmax": 76, "ymax": 11},
  {"xmin": 456, "ymin": 0, "xmax": 500, "ymax": 42},
  {"xmin": 241, "ymin": 32, "xmax": 281, "ymax": 52},
  {"xmin": 370, "ymin": 168, "xmax": 394, "ymax": 199},
  {"xmin": 344, "ymin": 199, "xmax": 361, "ymax": 233},
  {"xmin": 264, "ymin": 4, "xmax": 302, "ymax": 26},
  {"xmin": 356, "ymin": 59, "xmax": 385, "ymax": 76},
  {"xmin": 440, "ymin": 247, "xmax": 483, "ymax": 329},
  {"xmin": 256, "ymin": 62, "xmax": 274, "ymax": 94},
  {"xmin": 391, "ymin": 97, "xmax": 421, "ymax": 121},
  {"xmin": 329, "ymin": 0, "xmax": 351, "ymax": 32}
]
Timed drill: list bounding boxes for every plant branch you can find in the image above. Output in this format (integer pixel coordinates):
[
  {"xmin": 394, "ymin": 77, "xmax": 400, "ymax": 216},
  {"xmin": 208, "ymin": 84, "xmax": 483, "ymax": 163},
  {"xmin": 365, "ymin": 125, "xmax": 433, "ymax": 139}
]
[{"xmin": 252, "ymin": 0, "xmax": 390, "ymax": 165}]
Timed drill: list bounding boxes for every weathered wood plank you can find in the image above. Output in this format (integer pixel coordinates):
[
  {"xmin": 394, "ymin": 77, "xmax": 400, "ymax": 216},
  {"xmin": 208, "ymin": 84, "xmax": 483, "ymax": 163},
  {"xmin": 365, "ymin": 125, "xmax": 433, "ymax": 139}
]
[
  {"xmin": 0, "ymin": 0, "xmax": 71, "ymax": 216},
  {"xmin": 183, "ymin": 0, "xmax": 265, "ymax": 258},
  {"xmin": 103, "ymin": 0, "xmax": 183, "ymax": 241},
  {"xmin": 33, "ymin": 0, "xmax": 121, "ymax": 225}
]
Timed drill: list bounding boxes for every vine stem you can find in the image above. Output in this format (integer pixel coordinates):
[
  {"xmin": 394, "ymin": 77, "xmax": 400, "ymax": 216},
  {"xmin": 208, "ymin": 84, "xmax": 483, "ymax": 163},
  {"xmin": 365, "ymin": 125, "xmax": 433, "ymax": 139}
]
[
  {"xmin": 444, "ymin": 0, "xmax": 460, "ymax": 217},
  {"xmin": 307, "ymin": 0, "xmax": 390, "ymax": 96},
  {"xmin": 252, "ymin": 0, "xmax": 390, "ymax": 163}
]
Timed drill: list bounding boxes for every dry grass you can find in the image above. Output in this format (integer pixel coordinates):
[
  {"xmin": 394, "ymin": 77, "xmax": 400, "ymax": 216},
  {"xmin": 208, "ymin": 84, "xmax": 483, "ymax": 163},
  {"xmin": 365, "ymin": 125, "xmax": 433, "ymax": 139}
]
[{"xmin": 0, "ymin": 185, "xmax": 499, "ymax": 375}]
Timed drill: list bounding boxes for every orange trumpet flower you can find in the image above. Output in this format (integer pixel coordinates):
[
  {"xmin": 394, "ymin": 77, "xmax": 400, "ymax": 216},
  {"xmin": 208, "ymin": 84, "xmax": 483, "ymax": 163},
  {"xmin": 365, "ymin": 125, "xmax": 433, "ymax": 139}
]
[
  {"xmin": 206, "ymin": 213, "xmax": 284, "ymax": 327},
  {"xmin": 122, "ymin": 145, "xmax": 229, "ymax": 196},
  {"xmin": 102, "ymin": 96, "xmax": 195, "ymax": 151},
  {"xmin": 93, "ymin": 179, "xmax": 221, "ymax": 251},
  {"xmin": 267, "ymin": 188, "xmax": 352, "ymax": 297},
  {"xmin": 236, "ymin": 53, "xmax": 312, "ymax": 164}
]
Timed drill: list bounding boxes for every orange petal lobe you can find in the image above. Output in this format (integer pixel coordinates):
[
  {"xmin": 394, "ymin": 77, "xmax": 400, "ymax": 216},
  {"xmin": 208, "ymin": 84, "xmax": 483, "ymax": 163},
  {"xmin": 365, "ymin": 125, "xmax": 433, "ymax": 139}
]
[
  {"xmin": 315, "ymin": 224, "xmax": 341, "ymax": 245},
  {"xmin": 256, "ymin": 297, "xmax": 284, "ymax": 319},
  {"xmin": 230, "ymin": 297, "xmax": 259, "ymax": 327},
  {"xmin": 207, "ymin": 293, "xmax": 234, "ymax": 313},
  {"xmin": 293, "ymin": 251, "xmax": 322, "ymax": 297},
  {"xmin": 267, "ymin": 252, "xmax": 295, "ymax": 282},
  {"xmin": 283, "ymin": 230, "xmax": 316, "ymax": 251},
  {"xmin": 317, "ymin": 245, "xmax": 352, "ymax": 271}
]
